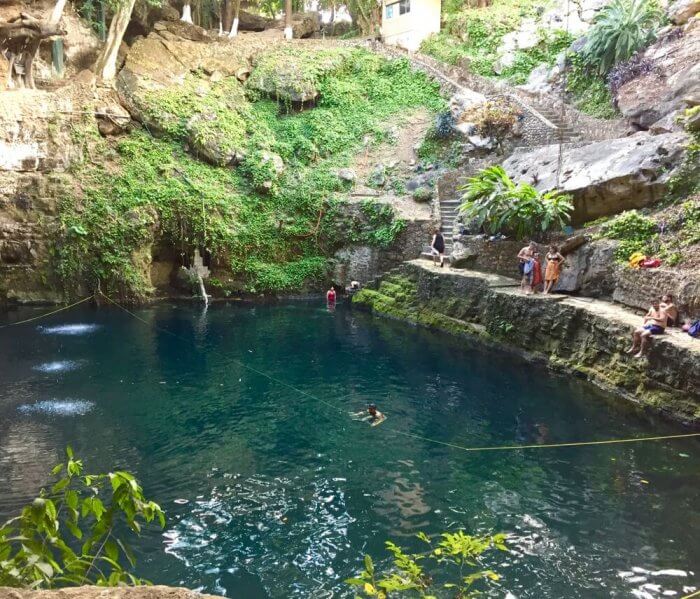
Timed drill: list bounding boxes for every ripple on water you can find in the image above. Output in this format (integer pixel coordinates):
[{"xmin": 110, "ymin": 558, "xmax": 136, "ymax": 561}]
[
  {"xmin": 18, "ymin": 399, "xmax": 95, "ymax": 416},
  {"xmin": 163, "ymin": 473, "xmax": 356, "ymax": 598},
  {"xmin": 38, "ymin": 323, "xmax": 101, "ymax": 335},
  {"xmin": 32, "ymin": 360, "xmax": 83, "ymax": 373}
]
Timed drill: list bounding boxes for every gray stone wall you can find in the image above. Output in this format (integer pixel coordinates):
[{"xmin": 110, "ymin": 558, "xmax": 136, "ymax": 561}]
[
  {"xmin": 450, "ymin": 234, "xmax": 700, "ymax": 319},
  {"xmin": 354, "ymin": 261, "xmax": 700, "ymax": 425}
]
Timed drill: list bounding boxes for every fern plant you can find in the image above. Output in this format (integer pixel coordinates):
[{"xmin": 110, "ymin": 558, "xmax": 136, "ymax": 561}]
[
  {"xmin": 459, "ymin": 166, "xmax": 574, "ymax": 239},
  {"xmin": 583, "ymin": 0, "xmax": 662, "ymax": 75}
]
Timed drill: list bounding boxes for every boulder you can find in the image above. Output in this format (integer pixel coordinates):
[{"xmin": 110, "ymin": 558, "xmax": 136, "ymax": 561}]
[
  {"xmin": 95, "ymin": 103, "xmax": 132, "ymax": 136},
  {"xmin": 668, "ymin": 0, "xmax": 700, "ymax": 24},
  {"xmin": 449, "ymin": 89, "xmax": 487, "ymax": 125},
  {"xmin": 238, "ymin": 9, "xmax": 271, "ymax": 31},
  {"xmin": 336, "ymin": 168, "xmax": 357, "ymax": 183},
  {"xmin": 247, "ymin": 46, "xmax": 350, "ymax": 102},
  {"xmin": 290, "ymin": 11, "xmax": 321, "ymax": 38},
  {"xmin": 616, "ymin": 20, "xmax": 700, "ymax": 129},
  {"xmin": 186, "ymin": 113, "xmax": 246, "ymax": 166},
  {"xmin": 556, "ymin": 238, "xmax": 618, "ymax": 295},
  {"xmin": 502, "ymin": 132, "xmax": 689, "ymax": 224}
]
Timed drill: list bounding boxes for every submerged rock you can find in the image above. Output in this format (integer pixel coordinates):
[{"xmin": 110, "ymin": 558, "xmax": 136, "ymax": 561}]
[{"xmin": 502, "ymin": 132, "xmax": 688, "ymax": 224}]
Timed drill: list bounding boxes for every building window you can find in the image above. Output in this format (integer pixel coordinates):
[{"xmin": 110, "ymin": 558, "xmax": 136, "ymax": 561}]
[{"xmin": 385, "ymin": 0, "xmax": 408, "ymax": 18}]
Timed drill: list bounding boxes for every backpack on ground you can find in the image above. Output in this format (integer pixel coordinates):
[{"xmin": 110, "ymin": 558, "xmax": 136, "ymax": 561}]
[{"xmin": 689, "ymin": 320, "xmax": 700, "ymax": 338}]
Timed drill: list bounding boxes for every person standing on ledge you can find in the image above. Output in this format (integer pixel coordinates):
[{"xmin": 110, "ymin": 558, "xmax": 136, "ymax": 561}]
[
  {"xmin": 544, "ymin": 245, "xmax": 565, "ymax": 294},
  {"xmin": 517, "ymin": 241, "xmax": 537, "ymax": 294},
  {"xmin": 430, "ymin": 227, "xmax": 446, "ymax": 267},
  {"xmin": 627, "ymin": 299, "xmax": 667, "ymax": 358}
]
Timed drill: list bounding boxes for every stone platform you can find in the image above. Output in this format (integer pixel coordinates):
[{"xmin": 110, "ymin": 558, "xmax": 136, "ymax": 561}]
[{"xmin": 352, "ymin": 259, "xmax": 700, "ymax": 426}]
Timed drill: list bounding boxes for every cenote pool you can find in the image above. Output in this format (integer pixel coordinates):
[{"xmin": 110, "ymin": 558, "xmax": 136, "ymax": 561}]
[{"xmin": 0, "ymin": 301, "xmax": 698, "ymax": 598}]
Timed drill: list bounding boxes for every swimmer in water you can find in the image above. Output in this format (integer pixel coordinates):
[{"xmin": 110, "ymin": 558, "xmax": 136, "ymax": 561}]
[{"xmin": 352, "ymin": 403, "xmax": 386, "ymax": 426}]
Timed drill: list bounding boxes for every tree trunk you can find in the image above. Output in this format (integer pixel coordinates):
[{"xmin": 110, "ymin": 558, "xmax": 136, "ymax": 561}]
[
  {"xmin": 95, "ymin": 0, "xmax": 137, "ymax": 80},
  {"xmin": 228, "ymin": 0, "xmax": 241, "ymax": 37},
  {"xmin": 222, "ymin": 0, "xmax": 233, "ymax": 32},
  {"xmin": 48, "ymin": 0, "xmax": 68, "ymax": 26},
  {"xmin": 284, "ymin": 0, "xmax": 292, "ymax": 39},
  {"xmin": 181, "ymin": 2, "xmax": 193, "ymax": 23}
]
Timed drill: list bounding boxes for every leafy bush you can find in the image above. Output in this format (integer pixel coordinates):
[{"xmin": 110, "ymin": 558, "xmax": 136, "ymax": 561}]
[
  {"xmin": 583, "ymin": 0, "xmax": 662, "ymax": 74},
  {"xmin": 596, "ymin": 209, "xmax": 658, "ymax": 260},
  {"xmin": 346, "ymin": 530, "xmax": 507, "ymax": 598},
  {"xmin": 0, "ymin": 448, "xmax": 164, "ymax": 588},
  {"xmin": 607, "ymin": 54, "xmax": 656, "ymax": 95},
  {"xmin": 464, "ymin": 99, "xmax": 520, "ymax": 149},
  {"xmin": 459, "ymin": 166, "xmax": 574, "ymax": 239},
  {"xmin": 499, "ymin": 29, "xmax": 575, "ymax": 84},
  {"xmin": 566, "ymin": 53, "xmax": 619, "ymax": 119},
  {"xmin": 434, "ymin": 111, "xmax": 456, "ymax": 138}
]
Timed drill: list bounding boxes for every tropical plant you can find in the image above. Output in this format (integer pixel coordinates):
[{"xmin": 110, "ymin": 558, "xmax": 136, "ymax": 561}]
[
  {"xmin": 583, "ymin": 0, "xmax": 662, "ymax": 75},
  {"xmin": 0, "ymin": 447, "xmax": 165, "ymax": 589},
  {"xmin": 459, "ymin": 166, "xmax": 574, "ymax": 239},
  {"xmin": 346, "ymin": 530, "xmax": 507, "ymax": 598}
]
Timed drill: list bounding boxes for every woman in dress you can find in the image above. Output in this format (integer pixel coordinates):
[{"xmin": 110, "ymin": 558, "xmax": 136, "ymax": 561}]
[{"xmin": 544, "ymin": 245, "xmax": 565, "ymax": 294}]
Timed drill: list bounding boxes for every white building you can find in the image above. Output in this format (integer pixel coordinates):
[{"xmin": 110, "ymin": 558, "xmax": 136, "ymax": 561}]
[{"xmin": 380, "ymin": 0, "xmax": 441, "ymax": 52}]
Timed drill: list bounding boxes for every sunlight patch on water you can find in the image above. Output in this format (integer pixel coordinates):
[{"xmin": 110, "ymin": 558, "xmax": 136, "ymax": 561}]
[
  {"xmin": 18, "ymin": 399, "xmax": 95, "ymax": 416},
  {"xmin": 38, "ymin": 324, "xmax": 101, "ymax": 335},
  {"xmin": 32, "ymin": 360, "xmax": 83, "ymax": 373}
]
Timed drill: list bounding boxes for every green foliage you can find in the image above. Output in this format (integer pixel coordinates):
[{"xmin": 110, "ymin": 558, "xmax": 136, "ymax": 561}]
[
  {"xmin": 460, "ymin": 166, "xmax": 574, "ymax": 239},
  {"xmin": 425, "ymin": 0, "xmax": 541, "ymax": 73},
  {"xmin": 595, "ymin": 209, "xmax": 658, "ymax": 260},
  {"xmin": 583, "ymin": 0, "xmax": 662, "ymax": 74},
  {"xmin": 57, "ymin": 49, "xmax": 444, "ymax": 298},
  {"xmin": 668, "ymin": 133, "xmax": 700, "ymax": 198},
  {"xmin": 566, "ymin": 53, "xmax": 619, "ymax": 119},
  {"xmin": 360, "ymin": 201, "xmax": 407, "ymax": 247},
  {"xmin": 499, "ymin": 29, "xmax": 575, "ymax": 84},
  {"xmin": 346, "ymin": 530, "xmax": 507, "ymax": 598},
  {"xmin": 0, "ymin": 447, "xmax": 164, "ymax": 589}
]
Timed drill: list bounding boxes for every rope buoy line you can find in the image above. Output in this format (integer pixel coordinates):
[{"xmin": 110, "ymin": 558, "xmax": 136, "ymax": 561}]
[
  {"xmin": 3, "ymin": 291, "xmax": 700, "ymax": 454},
  {"xmin": 0, "ymin": 294, "xmax": 95, "ymax": 329}
]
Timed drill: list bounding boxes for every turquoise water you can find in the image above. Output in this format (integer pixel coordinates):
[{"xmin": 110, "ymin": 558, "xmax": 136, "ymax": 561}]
[{"xmin": 0, "ymin": 300, "xmax": 698, "ymax": 598}]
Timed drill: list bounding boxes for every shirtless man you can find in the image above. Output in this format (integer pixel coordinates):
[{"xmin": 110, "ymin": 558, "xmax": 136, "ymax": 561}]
[
  {"xmin": 660, "ymin": 294, "xmax": 679, "ymax": 327},
  {"xmin": 517, "ymin": 242, "xmax": 537, "ymax": 294},
  {"xmin": 627, "ymin": 300, "xmax": 667, "ymax": 358},
  {"xmin": 352, "ymin": 404, "xmax": 386, "ymax": 427}
]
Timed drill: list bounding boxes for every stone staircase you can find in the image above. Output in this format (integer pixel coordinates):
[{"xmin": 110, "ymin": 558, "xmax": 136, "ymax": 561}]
[{"xmin": 523, "ymin": 96, "xmax": 584, "ymax": 145}]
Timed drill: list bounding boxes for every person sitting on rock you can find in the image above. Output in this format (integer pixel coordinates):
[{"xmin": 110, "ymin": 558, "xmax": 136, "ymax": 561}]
[
  {"xmin": 627, "ymin": 300, "xmax": 667, "ymax": 358},
  {"xmin": 517, "ymin": 241, "xmax": 537, "ymax": 294},
  {"xmin": 660, "ymin": 294, "xmax": 679, "ymax": 327}
]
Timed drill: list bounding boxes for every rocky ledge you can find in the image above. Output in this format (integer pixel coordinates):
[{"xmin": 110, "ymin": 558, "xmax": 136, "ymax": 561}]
[
  {"xmin": 0, "ymin": 587, "xmax": 223, "ymax": 599},
  {"xmin": 352, "ymin": 260, "xmax": 700, "ymax": 426}
]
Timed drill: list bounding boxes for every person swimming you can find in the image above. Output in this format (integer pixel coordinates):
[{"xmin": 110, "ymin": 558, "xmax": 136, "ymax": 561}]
[{"xmin": 351, "ymin": 403, "xmax": 386, "ymax": 426}]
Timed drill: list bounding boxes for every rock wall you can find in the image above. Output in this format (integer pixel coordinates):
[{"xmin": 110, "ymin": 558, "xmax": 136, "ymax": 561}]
[
  {"xmin": 502, "ymin": 132, "xmax": 689, "ymax": 224},
  {"xmin": 450, "ymin": 235, "xmax": 700, "ymax": 318},
  {"xmin": 352, "ymin": 260, "xmax": 700, "ymax": 425}
]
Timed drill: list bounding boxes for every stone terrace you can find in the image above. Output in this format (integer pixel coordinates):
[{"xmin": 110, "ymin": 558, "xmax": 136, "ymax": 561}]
[{"xmin": 353, "ymin": 259, "xmax": 700, "ymax": 426}]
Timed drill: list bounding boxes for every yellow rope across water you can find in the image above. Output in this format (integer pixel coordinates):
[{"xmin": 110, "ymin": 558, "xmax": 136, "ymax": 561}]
[
  {"xmin": 0, "ymin": 294, "xmax": 95, "ymax": 329},
  {"xmin": 99, "ymin": 292, "xmax": 700, "ymax": 454},
  {"xmin": 389, "ymin": 428, "xmax": 700, "ymax": 453},
  {"xmin": 7, "ymin": 290, "xmax": 699, "ymax": 454}
]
